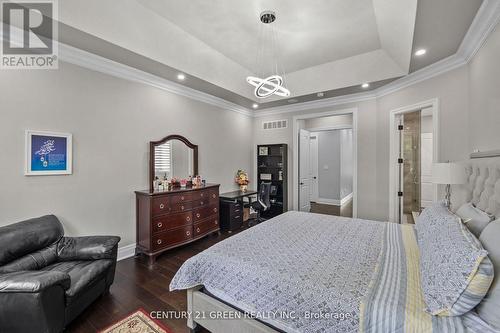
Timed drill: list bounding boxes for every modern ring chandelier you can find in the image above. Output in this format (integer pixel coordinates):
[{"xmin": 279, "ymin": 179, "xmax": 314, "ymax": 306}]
[{"xmin": 246, "ymin": 11, "xmax": 290, "ymax": 99}]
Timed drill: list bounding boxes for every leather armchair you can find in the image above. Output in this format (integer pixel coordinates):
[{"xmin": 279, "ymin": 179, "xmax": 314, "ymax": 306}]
[{"xmin": 0, "ymin": 215, "xmax": 120, "ymax": 333}]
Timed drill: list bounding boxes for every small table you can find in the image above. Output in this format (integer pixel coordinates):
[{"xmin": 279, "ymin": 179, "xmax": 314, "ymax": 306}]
[
  {"xmin": 219, "ymin": 190, "xmax": 258, "ymax": 232},
  {"xmin": 219, "ymin": 190, "xmax": 258, "ymax": 201}
]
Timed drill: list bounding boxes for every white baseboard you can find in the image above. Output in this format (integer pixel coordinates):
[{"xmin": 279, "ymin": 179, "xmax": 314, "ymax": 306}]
[
  {"xmin": 316, "ymin": 198, "xmax": 341, "ymax": 206},
  {"xmin": 341, "ymin": 192, "xmax": 353, "ymax": 205},
  {"xmin": 315, "ymin": 192, "xmax": 353, "ymax": 206},
  {"xmin": 117, "ymin": 243, "xmax": 136, "ymax": 261}
]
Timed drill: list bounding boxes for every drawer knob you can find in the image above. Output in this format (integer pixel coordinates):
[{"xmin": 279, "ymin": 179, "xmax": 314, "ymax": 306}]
[
  {"xmin": 212, "ymin": 194, "xmax": 216, "ymax": 198},
  {"xmin": 181, "ymin": 196, "xmax": 184, "ymax": 200},
  {"xmin": 186, "ymin": 230, "xmax": 191, "ymax": 236},
  {"xmin": 201, "ymin": 193, "xmax": 204, "ymax": 197},
  {"xmin": 196, "ymin": 227, "xmax": 200, "ymax": 233},
  {"xmin": 200, "ymin": 201, "xmax": 204, "ymax": 205},
  {"xmin": 187, "ymin": 216, "xmax": 191, "ymax": 222},
  {"xmin": 213, "ymin": 208, "xmax": 217, "ymax": 213},
  {"xmin": 157, "ymin": 239, "xmax": 162, "ymax": 245},
  {"xmin": 196, "ymin": 213, "xmax": 201, "ymax": 218},
  {"xmin": 159, "ymin": 203, "xmax": 165, "ymax": 209},
  {"xmin": 157, "ymin": 222, "xmax": 163, "ymax": 228},
  {"xmin": 181, "ymin": 205, "xmax": 184, "ymax": 210},
  {"xmin": 214, "ymin": 220, "xmax": 218, "ymax": 225}
]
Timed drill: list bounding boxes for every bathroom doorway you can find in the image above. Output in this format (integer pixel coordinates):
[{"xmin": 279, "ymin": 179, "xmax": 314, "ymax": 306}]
[{"xmin": 391, "ymin": 105, "xmax": 437, "ymax": 223}]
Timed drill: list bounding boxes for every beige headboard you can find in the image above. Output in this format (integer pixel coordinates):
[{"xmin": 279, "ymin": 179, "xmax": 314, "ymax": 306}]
[{"xmin": 452, "ymin": 157, "xmax": 500, "ymax": 218}]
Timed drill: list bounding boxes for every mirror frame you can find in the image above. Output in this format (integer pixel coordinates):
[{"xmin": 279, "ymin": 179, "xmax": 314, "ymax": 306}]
[{"xmin": 149, "ymin": 134, "xmax": 198, "ymax": 191}]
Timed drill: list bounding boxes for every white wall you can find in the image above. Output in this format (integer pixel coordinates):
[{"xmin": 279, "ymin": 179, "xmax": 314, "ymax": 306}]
[
  {"xmin": 0, "ymin": 62, "xmax": 253, "ymax": 247},
  {"xmin": 468, "ymin": 22, "xmax": 500, "ymax": 153},
  {"xmin": 317, "ymin": 130, "xmax": 341, "ymax": 201},
  {"xmin": 340, "ymin": 129, "xmax": 353, "ymax": 199}
]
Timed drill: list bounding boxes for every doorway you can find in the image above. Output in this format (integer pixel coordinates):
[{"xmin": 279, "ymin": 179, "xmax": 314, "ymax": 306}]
[
  {"xmin": 389, "ymin": 100, "xmax": 439, "ymax": 223},
  {"xmin": 297, "ymin": 114, "xmax": 354, "ymax": 217}
]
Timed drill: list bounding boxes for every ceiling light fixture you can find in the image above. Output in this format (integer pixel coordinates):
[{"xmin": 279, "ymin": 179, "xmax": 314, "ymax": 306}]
[
  {"xmin": 415, "ymin": 49, "xmax": 427, "ymax": 56},
  {"xmin": 177, "ymin": 73, "xmax": 186, "ymax": 80},
  {"xmin": 252, "ymin": 103, "xmax": 259, "ymax": 109},
  {"xmin": 361, "ymin": 83, "xmax": 370, "ymax": 88},
  {"xmin": 246, "ymin": 11, "xmax": 290, "ymax": 99},
  {"xmin": 317, "ymin": 92, "xmax": 324, "ymax": 97}
]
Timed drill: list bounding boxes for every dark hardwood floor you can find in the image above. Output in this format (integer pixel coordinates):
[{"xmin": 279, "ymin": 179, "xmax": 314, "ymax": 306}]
[{"xmin": 66, "ymin": 229, "xmax": 244, "ymax": 333}]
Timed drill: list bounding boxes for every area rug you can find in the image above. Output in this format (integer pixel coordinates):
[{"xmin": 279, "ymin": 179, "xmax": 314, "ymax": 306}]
[{"xmin": 99, "ymin": 308, "xmax": 174, "ymax": 333}]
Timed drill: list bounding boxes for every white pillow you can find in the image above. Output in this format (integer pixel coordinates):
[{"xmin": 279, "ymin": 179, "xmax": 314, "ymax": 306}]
[{"xmin": 456, "ymin": 202, "xmax": 494, "ymax": 238}]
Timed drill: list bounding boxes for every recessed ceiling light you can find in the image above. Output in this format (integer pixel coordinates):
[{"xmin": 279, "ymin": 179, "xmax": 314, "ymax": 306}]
[
  {"xmin": 177, "ymin": 73, "xmax": 186, "ymax": 80},
  {"xmin": 415, "ymin": 49, "xmax": 427, "ymax": 56},
  {"xmin": 288, "ymin": 99, "xmax": 298, "ymax": 103},
  {"xmin": 252, "ymin": 103, "xmax": 259, "ymax": 109},
  {"xmin": 317, "ymin": 92, "xmax": 324, "ymax": 97},
  {"xmin": 361, "ymin": 83, "xmax": 370, "ymax": 89}
]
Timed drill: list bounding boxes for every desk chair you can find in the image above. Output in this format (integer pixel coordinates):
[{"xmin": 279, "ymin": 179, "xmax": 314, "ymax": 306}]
[{"xmin": 250, "ymin": 182, "xmax": 271, "ymax": 225}]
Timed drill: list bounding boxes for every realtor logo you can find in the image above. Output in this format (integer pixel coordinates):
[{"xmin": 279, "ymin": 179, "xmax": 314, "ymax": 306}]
[{"xmin": 1, "ymin": 0, "xmax": 58, "ymax": 69}]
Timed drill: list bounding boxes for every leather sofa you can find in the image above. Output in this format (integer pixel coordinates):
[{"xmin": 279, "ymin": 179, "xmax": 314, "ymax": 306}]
[{"xmin": 0, "ymin": 215, "xmax": 120, "ymax": 333}]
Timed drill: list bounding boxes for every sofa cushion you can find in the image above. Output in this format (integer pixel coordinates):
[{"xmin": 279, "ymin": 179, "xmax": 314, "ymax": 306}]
[
  {"xmin": 41, "ymin": 259, "xmax": 113, "ymax": 303},
  {"xmin": 0, "ymin": 215, "xmax": 63, "ymax": 266},
  {"xmin": 0, "ymin": 244, "xmax": 58, "ymax": 274}
]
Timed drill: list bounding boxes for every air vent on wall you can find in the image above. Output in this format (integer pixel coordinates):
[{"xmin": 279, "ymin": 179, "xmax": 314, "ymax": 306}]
[{"xmin": 262, "ymin": 120, "xmax": 287, "ymax": 130}]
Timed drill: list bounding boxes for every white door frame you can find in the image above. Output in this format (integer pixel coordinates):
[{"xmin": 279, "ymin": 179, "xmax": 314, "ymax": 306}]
[
  {"xmin": 292, "ymin": 107, "xmax": 358, "ymax": 217},
  {"xmin": 388, "ymin": 98, "xmax": 440, "ymax": 222}
]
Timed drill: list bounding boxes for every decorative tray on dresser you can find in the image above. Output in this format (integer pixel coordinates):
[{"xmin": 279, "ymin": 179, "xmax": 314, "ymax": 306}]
[{"xmin": 135, "ymin": 184, "xmax": 220, "ymax": 265}]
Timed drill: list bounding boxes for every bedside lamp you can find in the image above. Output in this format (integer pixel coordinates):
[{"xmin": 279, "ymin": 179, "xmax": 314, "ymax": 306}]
[{"xmin": 432, "ymin": 162, "xmax": 467, "ymax": 208}]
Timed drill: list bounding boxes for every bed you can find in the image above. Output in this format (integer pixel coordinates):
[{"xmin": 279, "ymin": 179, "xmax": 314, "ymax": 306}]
[{"xmin": 170, "ymin": 158, "xmax": 500, "ymax": 333}]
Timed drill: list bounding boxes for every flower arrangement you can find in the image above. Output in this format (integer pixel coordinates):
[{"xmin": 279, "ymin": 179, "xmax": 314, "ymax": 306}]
[{"xmin": 235, "ymin": 169, "xmax": 250, "ymax": 192}]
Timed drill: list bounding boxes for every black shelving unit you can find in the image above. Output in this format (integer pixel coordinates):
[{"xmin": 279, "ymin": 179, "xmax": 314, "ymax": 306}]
[{"xmin": 257, "ymin": 144, "xmax": 288, "ymax": 219}]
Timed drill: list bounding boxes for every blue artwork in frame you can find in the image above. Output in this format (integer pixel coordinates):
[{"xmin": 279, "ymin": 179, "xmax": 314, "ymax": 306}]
[{"xmin": 25, "ymin": 130, "xmax": 72, "ymax": 175}]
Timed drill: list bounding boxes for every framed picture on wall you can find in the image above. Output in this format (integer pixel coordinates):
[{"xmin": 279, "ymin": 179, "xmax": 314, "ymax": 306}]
[{"xmin": 25, "ymin": 130, "xmax": 72, "ymax": 175}]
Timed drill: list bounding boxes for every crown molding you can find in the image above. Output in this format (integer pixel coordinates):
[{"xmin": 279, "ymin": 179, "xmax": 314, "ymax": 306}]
[
  {"xmin": 58, "ymin": 42, "xmax": 254, "ymax": 117},
  {"xmin": 254, "ymin": 0, "xmax": 500, "ymax": 117},
  {"xmin": 3, "ymin": 0, "xmax": 499, "ymax": 119}
]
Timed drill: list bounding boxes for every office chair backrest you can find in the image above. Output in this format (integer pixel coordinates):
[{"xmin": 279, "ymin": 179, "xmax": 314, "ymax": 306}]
[{"xmin": 259, "ymin": 182, "xmax": 272, "ymax": 211}]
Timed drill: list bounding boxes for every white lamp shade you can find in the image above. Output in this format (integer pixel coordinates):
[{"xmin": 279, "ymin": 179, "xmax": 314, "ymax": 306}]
[{"xmin": 432, "ymin": 163, "xmax": 467, "ymax": 185}]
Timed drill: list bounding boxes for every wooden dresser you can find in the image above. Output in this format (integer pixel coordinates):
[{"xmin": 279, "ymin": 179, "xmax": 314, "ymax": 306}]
[{"xmin": 135, "ymin": 184, "xmax": 220, "ymax": 265}]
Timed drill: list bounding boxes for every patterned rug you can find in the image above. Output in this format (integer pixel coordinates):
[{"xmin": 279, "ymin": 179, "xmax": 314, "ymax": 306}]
[{"xmin": 99, "ymin": 309, "xmax": 174, "ymax": 333}]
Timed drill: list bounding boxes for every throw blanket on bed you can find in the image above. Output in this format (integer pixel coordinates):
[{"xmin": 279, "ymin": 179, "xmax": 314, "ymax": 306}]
[
  {"xmin": 360, "ymin": 223, "xmax": 469, "ymax": 333},
  {"xmin": 171, "ymin": 211, "xmax": 482, "ymax": 333}
]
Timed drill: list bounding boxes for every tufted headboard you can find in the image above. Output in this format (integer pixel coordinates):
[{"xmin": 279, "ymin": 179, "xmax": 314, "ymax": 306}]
[{"xmin": 452, "ymin": 157, "xmax": 500, "ymax": 218}]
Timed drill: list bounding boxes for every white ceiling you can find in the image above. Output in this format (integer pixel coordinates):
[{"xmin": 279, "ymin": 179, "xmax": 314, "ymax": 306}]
[
  {"xmin": 137, "ymin": 0, "xmax": 383, "ymax": 74},
  {"xmin": 55, "ymin": 0, "xmax": 482, "ymax": 108}
]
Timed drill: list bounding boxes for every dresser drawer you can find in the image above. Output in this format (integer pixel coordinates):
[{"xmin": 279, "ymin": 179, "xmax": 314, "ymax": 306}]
[
  {"xmin": 170, "ymin": 192, "xmax": 192, "ymax": 204},
  {"xmin": 192, "ymin": 198, "xmax": 210, "ymax": 208},
  {"xmin": 152, "ymin": 196, "xmax": 171, "ymax": 216},
  {"xmin": 192, "ymin": 189, "xmax": 210, "ymax": 201},
  {"xmin": 170, "ymin": 201, "xmax": 192, "ymax": 213},
  {"xmin": 194, "ymin": 216, "xmax": 219, "ymax": 237},
  {"xmin": 193, "ymin": 205, "xmax": 218, "ymax": 222},
  {"xmin": 152, "ymin": 225, "xmax": 193, "ymax": 251},
  {"xmin": 208, "ymin": 188, "xmax": 219, "ymax": 202},
  {"xmin": 152, "ymin": 212, "xmax": 192, "ymax": 234}
]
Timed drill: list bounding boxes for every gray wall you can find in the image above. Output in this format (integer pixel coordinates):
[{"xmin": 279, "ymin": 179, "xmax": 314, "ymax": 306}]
[
  {"xmin": 0, "ymin": 62, "xmax": 253, "ymax": 247},
  {"xmin": 317, "ymin": 131, "xmax": 341, "ymax": 200}
]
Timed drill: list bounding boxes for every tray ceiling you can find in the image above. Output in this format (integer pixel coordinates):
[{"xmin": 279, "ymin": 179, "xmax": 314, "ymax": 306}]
[{"xmin": 53, "ymin": 0, "xmax": 483, "ymax": 109}]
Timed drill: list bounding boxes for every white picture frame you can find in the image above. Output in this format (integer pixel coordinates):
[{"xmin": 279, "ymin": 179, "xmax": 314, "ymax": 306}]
[{"xmin": 25, "ymin": 130, "xmax": 73, "ymax": 176}]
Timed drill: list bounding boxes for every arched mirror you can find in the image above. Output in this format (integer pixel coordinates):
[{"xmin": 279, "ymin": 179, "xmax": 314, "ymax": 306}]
[{"xmin": 149, "ymin": 135, "xmax": 198, "ymax": 191}]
